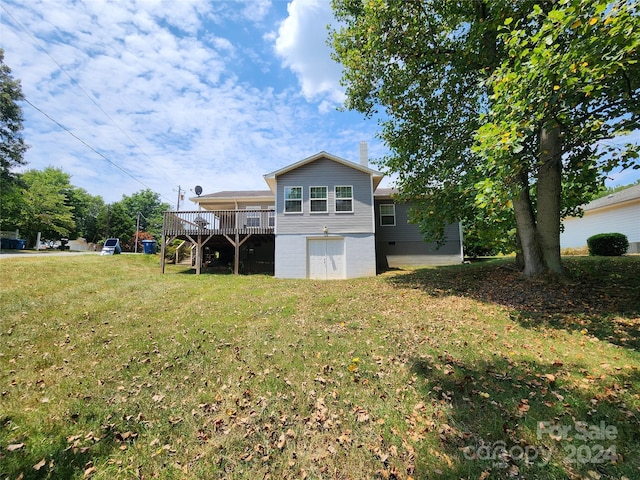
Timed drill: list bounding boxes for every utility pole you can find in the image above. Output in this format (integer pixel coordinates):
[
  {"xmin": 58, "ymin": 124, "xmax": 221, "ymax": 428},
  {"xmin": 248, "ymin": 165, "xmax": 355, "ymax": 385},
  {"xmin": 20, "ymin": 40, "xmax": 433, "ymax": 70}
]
[
  {"xmin": 135, "ymin": 212, "xmax": 140, "ymax": 253},
  {"xmin": 176, "ymin": 185, "xmax": 183, "ymax": 211},
  {"xmin": 106, "ymin": 204, "xmax": 110, "ymax": 238}
]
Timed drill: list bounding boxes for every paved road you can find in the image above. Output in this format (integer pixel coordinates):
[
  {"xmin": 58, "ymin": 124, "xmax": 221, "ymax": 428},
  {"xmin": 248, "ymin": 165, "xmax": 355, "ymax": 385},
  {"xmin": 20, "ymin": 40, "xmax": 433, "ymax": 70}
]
[{"xmin": 0, "ymin": 251, "xmax": 102, "ymax": 259}]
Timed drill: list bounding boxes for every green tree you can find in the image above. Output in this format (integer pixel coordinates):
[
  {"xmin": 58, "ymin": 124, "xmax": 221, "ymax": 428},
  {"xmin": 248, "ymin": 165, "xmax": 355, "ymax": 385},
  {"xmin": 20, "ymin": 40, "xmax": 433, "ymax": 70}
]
[
  {"xmin": 474, "ymin": 0, "xmax": 639, "ymax": 275},
  {"xmin": 331, "ymin": 0, "xmax": 639, "ymax": 277},
  {"xmin": 96, "ymin": 202, "xmax": 134, "ymax": 245},
  {"xmin": 67, "ymin": 187, "xmax": 105, "ymax": 243},
  {"xmin": 119, "ymin": 189, "xmax": 169, "ymax": 239},
  {"xmin": 15, "ymin": 168, "xmax": 75, "ymax": 246},
  {"xmin": 95, "ymin": 190, "xmax": 168, "ymax": 250},
  {"xmin": 0, "ymin": 177, "xmax": 22, "ymax": 231},
  {"xmin": 0, "ymin": 49, "xmax": 28, "ymax": 183}
]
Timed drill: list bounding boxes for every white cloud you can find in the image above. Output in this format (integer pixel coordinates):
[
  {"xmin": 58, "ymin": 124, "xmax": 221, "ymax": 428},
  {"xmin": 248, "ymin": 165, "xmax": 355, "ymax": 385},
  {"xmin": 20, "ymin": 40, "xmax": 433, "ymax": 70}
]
[
  {"xmin": 241, "ymin": 0, "xmax": 272, "ymax": 23},
  {"xmin": 274, "ymin": 0, "xmax": 345, "ymax": 106},
  {"xmin": 1, "ymin": 0, "xmax": 386, "ymax": 205}
]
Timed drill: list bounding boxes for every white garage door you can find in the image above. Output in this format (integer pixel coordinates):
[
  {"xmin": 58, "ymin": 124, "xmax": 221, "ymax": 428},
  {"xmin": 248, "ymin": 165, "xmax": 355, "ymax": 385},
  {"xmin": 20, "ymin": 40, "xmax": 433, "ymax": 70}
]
[{"xmin": 308, "ymin": 238, "xmax": 345, "ymax": 280}]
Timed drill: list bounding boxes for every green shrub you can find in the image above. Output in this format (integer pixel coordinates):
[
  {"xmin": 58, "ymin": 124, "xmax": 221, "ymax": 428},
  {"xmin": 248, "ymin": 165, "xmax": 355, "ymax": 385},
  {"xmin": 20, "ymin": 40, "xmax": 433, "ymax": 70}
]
[
  {"xmin": 587, "ymin": 233, "xmax": 629, "ymax": 256},
  {"xmin": 163, "ymin": 239, "xmax": 183, "ymax": 263}
]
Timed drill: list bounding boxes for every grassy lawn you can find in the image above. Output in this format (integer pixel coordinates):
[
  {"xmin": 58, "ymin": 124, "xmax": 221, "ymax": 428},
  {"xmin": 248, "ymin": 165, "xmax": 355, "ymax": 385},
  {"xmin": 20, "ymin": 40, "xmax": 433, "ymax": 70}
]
[{"xmin": 1, "ymin": 255, "xmax": 638, "ymax": 479}]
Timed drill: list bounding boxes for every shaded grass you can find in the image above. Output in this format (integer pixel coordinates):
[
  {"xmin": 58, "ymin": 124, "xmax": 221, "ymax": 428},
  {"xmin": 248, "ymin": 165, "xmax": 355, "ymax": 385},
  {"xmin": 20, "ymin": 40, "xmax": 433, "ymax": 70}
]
[{"xmin": 0, "ymin": 254, "xmax": 639, "ymax": 479}]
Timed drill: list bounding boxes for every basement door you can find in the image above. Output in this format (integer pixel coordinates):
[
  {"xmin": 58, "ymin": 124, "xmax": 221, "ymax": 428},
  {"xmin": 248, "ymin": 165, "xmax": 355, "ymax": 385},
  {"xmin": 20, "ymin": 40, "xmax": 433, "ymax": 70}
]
[{"xmin": 308, "ymin": 238, "xmax": 345, "ymax": 280}]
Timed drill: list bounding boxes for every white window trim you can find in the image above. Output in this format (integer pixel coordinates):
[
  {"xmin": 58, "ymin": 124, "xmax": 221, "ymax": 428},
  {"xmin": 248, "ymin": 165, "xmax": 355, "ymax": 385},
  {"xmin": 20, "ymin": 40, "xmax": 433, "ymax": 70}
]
[
  {"xmin": 335, "ymin": 185, "xmax": 354, "ymax": 213},
  {"xmin": 310, "ymin": 186, "xmax": 328, "ymax": 213},
  {"xmin": 246, "ymin": 206, "xmax": 260, "ymax": 228},
  {"xmin": 380, "ymin": 203, "xmax": 396, "ymax": 226},
  {"xmin": 284, "ymin": 186, "xmax": 303, "ymax": 214},
  {"xmin": 268, "ymin": 206, "xmax": 275, "ymax": 227}
]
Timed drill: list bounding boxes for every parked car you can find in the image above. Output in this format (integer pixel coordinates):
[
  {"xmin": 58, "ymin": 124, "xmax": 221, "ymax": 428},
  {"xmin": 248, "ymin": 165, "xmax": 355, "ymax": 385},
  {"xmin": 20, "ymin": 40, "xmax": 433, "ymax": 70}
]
[{"xmin": 100, "ymin": 238, "xmax": 122, "ymax": 255}]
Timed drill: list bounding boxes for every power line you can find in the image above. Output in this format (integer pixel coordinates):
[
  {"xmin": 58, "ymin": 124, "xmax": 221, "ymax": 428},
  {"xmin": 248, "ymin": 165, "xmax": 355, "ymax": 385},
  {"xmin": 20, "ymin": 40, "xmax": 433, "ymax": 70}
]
[
  {"xmin": 23, "ymin": 98, "xmax": 175, "ymax": 206},
  {"xmin": 1, "ymin": 3, "xmax": 169, "ymax": 175},
  {"xmin": 1, "ymin": 2, "xmax": 178, "ymax": 191}
]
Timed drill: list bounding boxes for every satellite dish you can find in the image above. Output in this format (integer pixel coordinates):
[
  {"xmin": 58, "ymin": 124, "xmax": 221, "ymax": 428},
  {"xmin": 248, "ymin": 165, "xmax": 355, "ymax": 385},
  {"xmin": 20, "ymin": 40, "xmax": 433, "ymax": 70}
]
[{"xmin": 194, "ymin": 185, "xmax": 203, "ymax": 196}]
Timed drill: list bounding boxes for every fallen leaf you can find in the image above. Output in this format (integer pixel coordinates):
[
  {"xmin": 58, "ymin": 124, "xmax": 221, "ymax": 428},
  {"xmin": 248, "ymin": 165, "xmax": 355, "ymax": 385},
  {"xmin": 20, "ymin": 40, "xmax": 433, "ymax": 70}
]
[
  {"xmin": 84, "ymin": 466, "xmax": 97, "ymax": 478},
  {"xmin": 33, "ymin": 458, "xmax": 46, "ymax": 470},
  {"xmin": 7, "ymin": 443, "xmax": 25, "ymax": 451}
]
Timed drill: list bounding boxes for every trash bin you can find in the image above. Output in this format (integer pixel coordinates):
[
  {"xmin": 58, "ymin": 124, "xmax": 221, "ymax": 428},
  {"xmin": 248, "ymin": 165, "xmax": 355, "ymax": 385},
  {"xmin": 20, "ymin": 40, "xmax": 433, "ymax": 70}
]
[
  {"xmin": 0, "ymin": 238, "xmax": 12, "ymax": 249},
  {"xmin": 15, "ymin": 239, "xmax": 27, "ymax": 249},
  {"xmin": 142, "ymin": 240, "xmax": 157, "ymax": 254}
]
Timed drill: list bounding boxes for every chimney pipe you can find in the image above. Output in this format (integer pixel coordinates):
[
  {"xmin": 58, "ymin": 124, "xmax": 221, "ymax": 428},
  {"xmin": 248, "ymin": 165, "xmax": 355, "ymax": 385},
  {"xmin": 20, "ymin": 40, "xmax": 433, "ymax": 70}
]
[{"xmin": 359, "ymin": 141, "xmax": 368, "ymax": 167}]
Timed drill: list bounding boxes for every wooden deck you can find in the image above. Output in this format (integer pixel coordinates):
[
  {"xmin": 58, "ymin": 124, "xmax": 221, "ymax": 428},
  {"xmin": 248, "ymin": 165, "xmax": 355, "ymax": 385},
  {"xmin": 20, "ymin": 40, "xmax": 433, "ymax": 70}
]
[
  {"xmin": 160, "ymin": 210, "xmax": 275, "ymax": 275},
  {"xmin": 162, "ymin": 210, "xmax": 274, "ymax": 237}
]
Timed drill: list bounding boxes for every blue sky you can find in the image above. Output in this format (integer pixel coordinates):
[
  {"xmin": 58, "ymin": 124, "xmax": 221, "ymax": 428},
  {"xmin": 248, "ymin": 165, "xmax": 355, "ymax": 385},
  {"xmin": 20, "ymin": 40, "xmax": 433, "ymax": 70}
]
[
  {"xmin": 1, "ymin": 0, "xmax": 389, "ymax": 207},
  {"xmin": 2, "ymin": 0, "xmax": 638, "ymax": 208}
]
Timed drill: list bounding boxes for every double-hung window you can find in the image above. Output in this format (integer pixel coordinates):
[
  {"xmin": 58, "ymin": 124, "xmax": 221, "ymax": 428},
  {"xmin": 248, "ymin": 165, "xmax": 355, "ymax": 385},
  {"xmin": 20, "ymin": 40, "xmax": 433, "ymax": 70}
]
[
  {"xmin": 310, "ymin": 186, "xmax": 328, "ymax": 213},
  {"xmin": 380, "ymin": 204, "xmax": 396, "ymax": 226},
  {"xmin": 284, "ymin": 186, "xmax": 302, "ymax": 213},
  {"xmin": 268, "ymin": 207, "xmax": 275, "ymax": 227},
  {"xmin": 335, "ymin": 186, "xmax": 353, "ymax": 213},
  {"xmin": 246, "ymin": 206, "xmax": 260, "ymax": 227}
]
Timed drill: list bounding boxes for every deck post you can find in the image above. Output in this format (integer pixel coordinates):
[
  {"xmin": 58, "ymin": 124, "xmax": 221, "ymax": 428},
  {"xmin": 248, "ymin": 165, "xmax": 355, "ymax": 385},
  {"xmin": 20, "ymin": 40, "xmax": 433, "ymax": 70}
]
[
  {"xmin": 234, "ymin": 232, "xmax": 240, "ymax": 275},
  {"xmin": 196, "ymin": 235, "xmax": 202, "ymax": 275},
  {"xmin": 160, "ymin": 236, "xmax": 166, "ymax": 273},
  {"xmin": 160, "ymin": 214, "xmax": 167, "ymax": 273}
]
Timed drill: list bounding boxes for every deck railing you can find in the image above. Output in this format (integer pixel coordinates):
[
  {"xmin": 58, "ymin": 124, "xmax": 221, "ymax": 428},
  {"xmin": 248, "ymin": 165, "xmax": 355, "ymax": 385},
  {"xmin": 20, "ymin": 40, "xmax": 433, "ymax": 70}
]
[{"xmin": 162, "ymin": 210, "xmax": 275, "ymax": 237}]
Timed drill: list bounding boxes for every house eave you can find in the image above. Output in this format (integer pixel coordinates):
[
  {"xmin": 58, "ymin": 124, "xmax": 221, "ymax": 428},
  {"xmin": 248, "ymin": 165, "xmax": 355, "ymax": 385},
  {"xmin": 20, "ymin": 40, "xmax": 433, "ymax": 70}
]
[{"xmin": 263, "ymin": 151, "xmax": 384, "ymax": 192}]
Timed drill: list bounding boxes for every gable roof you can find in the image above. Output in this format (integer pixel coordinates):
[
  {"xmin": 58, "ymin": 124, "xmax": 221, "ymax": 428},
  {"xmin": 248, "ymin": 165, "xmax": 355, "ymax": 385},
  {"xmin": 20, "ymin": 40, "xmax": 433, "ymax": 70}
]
[
  {"xmin": 263, "ymin": 151, "xmax": 384, "ymax": 192},
  {"xmin": 583, "ymin": 184, "xmax": 640, "ymax": 212}
]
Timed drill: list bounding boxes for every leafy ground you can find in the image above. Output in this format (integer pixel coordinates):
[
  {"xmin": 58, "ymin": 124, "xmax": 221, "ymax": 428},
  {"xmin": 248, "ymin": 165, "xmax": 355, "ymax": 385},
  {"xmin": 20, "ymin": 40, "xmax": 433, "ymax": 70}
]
[{"xmin": 0, "ymin": 254, "xmax": 638, "ymax": 480}]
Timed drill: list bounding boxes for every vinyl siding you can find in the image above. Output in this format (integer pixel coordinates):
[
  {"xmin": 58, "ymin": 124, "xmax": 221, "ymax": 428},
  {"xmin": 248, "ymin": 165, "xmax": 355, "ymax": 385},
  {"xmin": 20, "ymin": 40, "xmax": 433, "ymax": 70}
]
[
  {"xmin": 561, "ymin": 201, "xmax": 640, "ymax": 248},
  {"xmin": 276, "ymin": 158, "xmax": 375, "ymax": 235},
  {"xmin": 235, "ymin": 201, "xmax": 274, "ymax": 209},
  {"xmin": 374, "ymin": 201, "xmax": 461, "ymax": 251}
]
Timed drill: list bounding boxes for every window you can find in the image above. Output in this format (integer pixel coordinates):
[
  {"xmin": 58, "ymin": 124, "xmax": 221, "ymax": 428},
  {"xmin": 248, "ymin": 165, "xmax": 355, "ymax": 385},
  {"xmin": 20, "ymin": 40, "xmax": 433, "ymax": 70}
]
[
  {"xmin": 310, "ymin": 186, "xmax": 328, "ymax": 213},
  {"xmin": 246, "ymin": 206, "xmax": 260, "ymax": 227},
  {"xmin": 335, "ymin": 186, "xmax": 353, "ymax": 212},
  {"xmin": 284, "ymin": 186, "xmax": 302, "ymax": 213},
  {"xmin": 268, "ymin": 207, "xmax": 275, "ymax": 227},
  {"xmin": 380, "ymin": 204, "xmax": 396, "ymax": 226}
]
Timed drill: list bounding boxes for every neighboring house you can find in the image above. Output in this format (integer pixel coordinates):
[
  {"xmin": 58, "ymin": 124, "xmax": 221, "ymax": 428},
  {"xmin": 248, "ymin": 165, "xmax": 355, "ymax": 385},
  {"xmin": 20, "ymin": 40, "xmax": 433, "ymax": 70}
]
[
  {"xmin": 160, "ymin": 148, "xmax": 463, "ymax": 278},
  {"xmin": 561, "ymin": 183, "xmax": 640, "ymax": 253}
]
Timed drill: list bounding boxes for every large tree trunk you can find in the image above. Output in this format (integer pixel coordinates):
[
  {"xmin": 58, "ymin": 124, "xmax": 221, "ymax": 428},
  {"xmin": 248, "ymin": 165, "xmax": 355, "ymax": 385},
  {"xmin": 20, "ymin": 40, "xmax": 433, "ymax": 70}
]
[
  {"xmin": 512, "ymin": 171, "xmax": 546, "ymax": 277},
  {"xmin": 536, "ymin": 124, "xmax": 564, "ymax": 274}
]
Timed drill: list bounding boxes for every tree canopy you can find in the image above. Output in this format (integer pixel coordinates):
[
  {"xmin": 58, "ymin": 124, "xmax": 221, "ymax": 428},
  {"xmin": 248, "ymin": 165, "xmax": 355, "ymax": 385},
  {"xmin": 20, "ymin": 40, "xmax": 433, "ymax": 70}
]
[
  {"xmin": 0, "ymin": 163, "xmax": 169, "ymax": 249},
  {"xmin": 331, "ymin": 0, "xmax": 639, "ymax": 276},
  {"xmin": 0, "ymin": 48, "xmax": 28, "ymax": 183},
  {"xmin": 15, "ymin": 167, "xmax": 76, "ymax": 246},
  {"xmin": 95, "ymin": 189, "xmax": 169, "ymax": 249}
]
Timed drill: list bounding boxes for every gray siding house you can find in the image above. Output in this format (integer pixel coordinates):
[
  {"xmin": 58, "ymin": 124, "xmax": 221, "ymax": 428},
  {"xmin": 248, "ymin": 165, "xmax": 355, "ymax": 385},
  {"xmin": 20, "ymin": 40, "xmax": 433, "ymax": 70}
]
[
  {"xmin": 374, "ymin": 189, "xmax": 464, "ymax": 269},
  {"xmin": 160, "ymin": 149, "xmax": 463, "ymax": 278}
]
